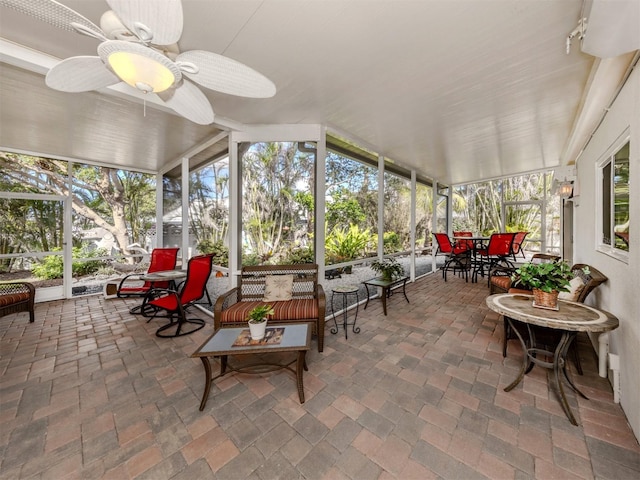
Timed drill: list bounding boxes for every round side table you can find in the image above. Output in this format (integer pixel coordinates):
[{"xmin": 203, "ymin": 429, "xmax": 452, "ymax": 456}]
[{"xmin": 331, "ymin": 285, "xmax": 360, "ymax": 339}]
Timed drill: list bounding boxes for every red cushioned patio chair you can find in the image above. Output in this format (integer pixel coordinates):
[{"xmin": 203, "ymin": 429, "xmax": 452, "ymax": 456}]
[
  {"xmin": 116, "ymin": 248, "xmax": 180, "ymax": 298},
  {"xmin": 433, "ymin": 233, "xmax": 471, "ymax": 282},
  {"xmin": 141, "ymin": 254, "xmax": 213, "ymax": 337},
  {"xmin": 473, "ymin": 233, "xmax": 516, "ymax": 284}
]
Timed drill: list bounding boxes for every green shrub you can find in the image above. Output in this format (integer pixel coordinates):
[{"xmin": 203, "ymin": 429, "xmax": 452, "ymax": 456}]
[
  {"xmin": 281, "ymin": 246, "xmax": 314, "ymax": 264},
  {"xmin": 197, "ymin": 239, "xmax": 229, "ymax": 267},
  {"xmin": 31, "ymin": 247, "xmax": 107, "ymax": 279}
]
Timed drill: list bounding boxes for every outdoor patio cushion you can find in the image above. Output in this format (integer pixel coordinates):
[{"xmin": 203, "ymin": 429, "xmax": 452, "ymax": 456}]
[
  {"xmin": 262, "ymin": 274, "xmax": 294, "ymax": 302},
  {"xmin": 218, "ymin": 299, "xmax": 319, "ymax": 324},
  {"xmin": 0, "ymin": 291, "xmax": 30, "ymax": 307},
  {"xmin": 558, "ymin": 277, "xmax": 585, "ymax": 302}
]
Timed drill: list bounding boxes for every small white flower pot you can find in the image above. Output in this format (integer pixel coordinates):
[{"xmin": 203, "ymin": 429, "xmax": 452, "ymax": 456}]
[{"xmin": 248, "ymin": 319, "xmax": 268, "ymax": 340}]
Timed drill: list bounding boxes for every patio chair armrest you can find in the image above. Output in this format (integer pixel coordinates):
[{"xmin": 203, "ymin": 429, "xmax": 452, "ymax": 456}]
[
  {"xmin": 214, "ymin": 287, "xmax": 240, "ymax": 329},
  {"xmin": 316, "ymin": 284, "xmax": 326, "ymax": 317},
  {"xmin": 117, "ymin": 272, "xmax": 145, "ymax": 289}
]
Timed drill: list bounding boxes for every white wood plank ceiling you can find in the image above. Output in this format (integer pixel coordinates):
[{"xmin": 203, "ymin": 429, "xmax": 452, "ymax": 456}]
[{"xmin": 0, "ymin": 0, "xmax": 634, "ymax": 183}]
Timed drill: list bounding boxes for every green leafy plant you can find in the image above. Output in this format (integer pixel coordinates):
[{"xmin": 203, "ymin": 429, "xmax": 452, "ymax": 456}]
[
  {"xmin": 246, "ymin": 305, "xmax": 275, "ymax": 324},
  {"xmin": 370, "ymin": 257, "xmax": 404, "ymax": 281},
  {"xmin": 512, "ymin": 261, "xmax": 574, "ymax": 293},
  {"xmin": 325, "ymin": 224, "xmax": 371, "ymax": 261}
]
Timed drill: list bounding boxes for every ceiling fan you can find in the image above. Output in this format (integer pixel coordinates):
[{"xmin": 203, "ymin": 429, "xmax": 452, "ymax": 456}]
[{"xmin": 0, "ymin": 0, "xmax": 277, "ymax": 125}]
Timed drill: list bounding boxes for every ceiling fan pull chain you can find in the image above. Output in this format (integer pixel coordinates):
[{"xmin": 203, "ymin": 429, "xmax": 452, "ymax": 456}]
[{"xmin": 143, "ymin": 98, "xmax": 146, "ymax": 117}]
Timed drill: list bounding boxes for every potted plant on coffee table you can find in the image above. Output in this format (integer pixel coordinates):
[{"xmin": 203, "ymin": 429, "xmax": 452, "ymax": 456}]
[
  {"xmin": 247, "ymin": 305, "xmax": 275, "ymax": 340},
  {"xmin": 370, "ymin": 257, "xmax": 405, "ymax": 282},
  {"xmin": 511, "ymin": 260, "xmax": 574, "ymax": 310}
]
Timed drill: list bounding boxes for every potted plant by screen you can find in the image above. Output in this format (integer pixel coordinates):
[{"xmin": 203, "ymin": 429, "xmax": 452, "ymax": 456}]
[
  {"xmin": 370, "ymin": 258, "xmax": 405, "ymax": 282},
  {"xmin": 511, "ymin": 261, "xmax": 574, "ymax": 310},
  {"xmin": 246, "ymin": 305, "xmax": 275, "ymax": 340}
]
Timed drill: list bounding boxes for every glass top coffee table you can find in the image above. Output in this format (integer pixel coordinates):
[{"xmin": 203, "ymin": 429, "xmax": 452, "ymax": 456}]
[{"xmin": 191, "ymin": 322, "xmax": 312, "ymax": 410}]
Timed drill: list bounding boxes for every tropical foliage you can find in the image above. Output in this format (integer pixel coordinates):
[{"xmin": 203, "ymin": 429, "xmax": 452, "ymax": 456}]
[{"xmin": 1, "ymin": 142, "xmax": 563, "ymax": 281}]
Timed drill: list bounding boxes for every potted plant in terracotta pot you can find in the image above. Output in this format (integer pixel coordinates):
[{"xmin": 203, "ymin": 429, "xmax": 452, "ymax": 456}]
[
  {"xmin": 370, "ymin": 257, "xmax": 404, "ymax": 282},
  {"xmin": 246, "ymin": 304, "xmax": 275, "ymax": 340},
  {"xmin": 511, "ymin": 260, "xmax": 574, "ymax": 309}
]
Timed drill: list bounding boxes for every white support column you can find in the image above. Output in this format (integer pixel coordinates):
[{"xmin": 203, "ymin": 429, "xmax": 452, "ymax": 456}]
[
  {"xmin": 155, "ymin": 172, "xmax": 163, "ymax": 249},
  {"xmin": 447, "ymin": 184, "xmax": 453, "ymax": 236},
  {"xmin": 181, "ymin": 157, "xmax": 189, "ymax": 267},
  {"xmin": 64, "ymin": 161, "xmax": 73, "ymax": 298},
  {"xmin": 432, "ymin": 180, "xmax": 439, "ymax": 273},
  {"xmin": 378, "ymin": 154, "xmax": 385, "ymax": 259},
  {"xmin": 229, "ymin": 132, "xmax": 240, "ymax": 288},
  {"xmin": 316, "ymin": 130, "xmax": 327, "ymax": 279},
  {"xmin": 410, "ymin": 171, "xmax": 417, "ymax": 280}
]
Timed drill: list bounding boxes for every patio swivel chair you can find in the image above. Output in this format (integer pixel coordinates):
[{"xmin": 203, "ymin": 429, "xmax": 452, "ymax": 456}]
[
  {"xmin": 116, "ymin": 248, "xmax": 180, "ymax": 298},
  {"xmin": 140, "ymin": 254, "xmax": 214, "ymax": 337},
  {"xmin": 473, "ymin": 233, "xmax": 516, "ymax": 284},
  {"xmin": 433, "ymin": 233, "xmax": 472, "ymax": 282}
]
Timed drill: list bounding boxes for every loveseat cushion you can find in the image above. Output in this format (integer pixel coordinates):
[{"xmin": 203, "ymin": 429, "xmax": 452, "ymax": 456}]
[
  {"xmin": 0, "ymin": 292, "xmax": 30, "ymax": 307},
  {"xmin": 490, "ymin": 276, "xmax": 512, "ymax": 290},
  {"xmin": 219, "ymin": 299, "xmax": 319, "ymax": 323}
]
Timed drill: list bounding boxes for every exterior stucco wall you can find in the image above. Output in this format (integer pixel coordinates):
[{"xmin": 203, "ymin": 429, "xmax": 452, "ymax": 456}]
[{"xmin": 573, "ymin": 63, "xmax": 639, "ymax": 440}]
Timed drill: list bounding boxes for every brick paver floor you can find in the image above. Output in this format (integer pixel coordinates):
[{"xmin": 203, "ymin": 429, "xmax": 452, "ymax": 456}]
[{"xmin": 1, "ymin": 273, "xmax": 639, "ymax": 479}]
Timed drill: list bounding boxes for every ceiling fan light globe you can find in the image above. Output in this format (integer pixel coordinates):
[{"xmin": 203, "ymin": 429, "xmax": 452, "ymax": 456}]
[
  {"xmin": 98, "ymin": 40, "xmax": 182, "ymax": 94},
  {"xmin": 108, "ymin": 51, "xmax": 174, "ymax": 92}
]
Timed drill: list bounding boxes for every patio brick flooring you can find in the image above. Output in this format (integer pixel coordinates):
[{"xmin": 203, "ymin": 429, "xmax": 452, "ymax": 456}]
[{"xmin": 1, "ymin": 273, "xmax": 639, "ymax": 479}]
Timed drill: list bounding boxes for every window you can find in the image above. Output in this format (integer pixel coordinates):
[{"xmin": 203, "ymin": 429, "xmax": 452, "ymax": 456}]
[{"xmin": 598, "ymin": 133, "xmax": 630, "ymax": 260}]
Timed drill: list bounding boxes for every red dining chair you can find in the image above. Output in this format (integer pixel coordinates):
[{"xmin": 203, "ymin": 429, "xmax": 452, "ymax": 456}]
[
  {"xmin": 117, "ymin": 248, "xmax": 180, "ymax": 298},
  {"xmin": 453, "ymin": 231, "xmax": 475, "ymax": 251},
  {"xmin": 510, "ymin": 231, "xmax": 529, "ymax": 260},
  {"xmin": 141, "ymin": 254, "xmax": 214, "ymax": 337},
  {"xmin": 433, "ymin": 233, "xmax": 471, "ymax": 282},
  {"xmin": 473, "ymin": 233, "xmax": 516, "ymax": 284}
]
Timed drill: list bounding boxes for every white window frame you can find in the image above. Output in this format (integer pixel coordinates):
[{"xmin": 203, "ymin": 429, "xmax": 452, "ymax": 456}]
[{"xmin": 595, "ymin": 129, "xmax": 630, "ymax": 263}]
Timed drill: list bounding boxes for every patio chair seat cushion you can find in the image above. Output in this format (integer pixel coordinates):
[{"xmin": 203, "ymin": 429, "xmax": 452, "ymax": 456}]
[
  {"xmin": 0, "ymin": 291, "xmax": 31, "ymax": 307},
  {"xmin": 219, "ymin": 299, "xmax": 319, "ymax": 324},
  {"xmin": 149, "ymin": 293, "xmax": 180, "ymax": 311}
]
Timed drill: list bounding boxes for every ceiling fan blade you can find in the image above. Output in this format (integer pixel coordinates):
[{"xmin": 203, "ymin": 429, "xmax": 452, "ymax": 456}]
[
  {"xmin": 45, "ymin": 56, "xmax": 120, "ymax": 92},
  {"xmin": 0, "ymin": 0, "xmax": 105, "ymax": 40},
  {"xmin": 157, "ymin": 79, "xmax": 214, "ymax": 125},
  {"xmin": 176, "ymin": 50, "xmax": 276, "ymax": 98},
  {"xmin": 106, "ymin": 0, "xmax": 183, "ymax": 45}
]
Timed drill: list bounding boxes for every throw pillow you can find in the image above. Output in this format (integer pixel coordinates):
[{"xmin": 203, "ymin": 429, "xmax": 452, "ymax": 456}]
[
  {"xmin": 263, "ymin": 274, "xmax": 294, "ymax": 302},
  {"xmin": 558, "ymin": 276, "xmax": 585, "ymax": 302}
]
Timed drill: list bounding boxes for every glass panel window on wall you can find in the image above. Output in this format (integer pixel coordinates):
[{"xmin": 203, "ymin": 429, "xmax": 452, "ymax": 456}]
[
  {"xmin": 189, "ymin": 156, "xmax": 230, "ymax": 266},
  {"xmin": 162, "ymin": 165, "xmax": 182, "ymax": 256},
  {"xmin": 453, "ymin": 181, "xmax": 502, "ymax": 235},
  {"xmin": 0, "ymin": 152, "xmax": 157, "ymax": 295},
  {"xmin": 240, "ymin": 142, "xmax": 315, "ymax": 266},
  {"xmin": 601, "ymin": 140, "xmax": 630, "ymax": 253},
  {"xmin": 415, "ymin": 181, "xmax": 434, "ymax": 277},
  {"xmin": 325, "ymin": 149, "xmax": 378, "ymax": 269},
  {"xmin": 383, "ymin": 169, "xmax": 411, "ymax": 256}
]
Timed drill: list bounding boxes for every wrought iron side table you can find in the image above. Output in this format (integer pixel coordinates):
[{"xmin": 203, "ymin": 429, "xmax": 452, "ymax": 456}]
[{"xmin": 331, "ymin": 285, "xmax": 360, "ymax": 339}]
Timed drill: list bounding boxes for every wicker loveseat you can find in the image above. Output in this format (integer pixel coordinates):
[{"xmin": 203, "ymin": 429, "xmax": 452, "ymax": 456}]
[
  {"xmin": 214, "ymin": 264, "xmax": 326, "ymax": 352},
  {"xmin": 0, "ymin": 281, "xmax": 35, "ymax": 323}
]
